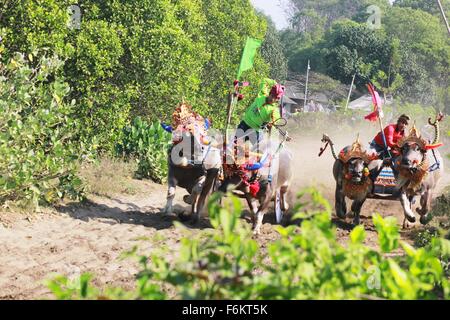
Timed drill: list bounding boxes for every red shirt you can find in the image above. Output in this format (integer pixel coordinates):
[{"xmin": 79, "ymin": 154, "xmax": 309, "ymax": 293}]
[{"xmin": 374, "ymin": 124, "xmax": 405, "ymax": 148}]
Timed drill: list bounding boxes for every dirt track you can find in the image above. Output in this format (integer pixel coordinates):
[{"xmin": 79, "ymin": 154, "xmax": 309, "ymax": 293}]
[{"xmin": 0, "ymin": 132, "xmax": 448, "ymax": 299}]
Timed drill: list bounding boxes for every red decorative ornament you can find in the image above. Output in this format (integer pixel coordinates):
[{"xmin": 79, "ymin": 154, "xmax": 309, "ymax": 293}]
[
  {"xmin": 364, "ymin": 111, "xmax": 378, "ymax": 122},
  {"xmin": 425, "ymin": 143, "xmax": 444, "ymax": 150},
  {"xmin": 249, "ymin": 181, "xmax": 260, "ymax": 198}
]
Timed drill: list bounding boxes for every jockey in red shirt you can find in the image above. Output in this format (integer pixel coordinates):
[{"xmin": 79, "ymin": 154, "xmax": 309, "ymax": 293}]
[{"xmin": 370, "ymin": 114, "xmax": 410, "ymax": 158}]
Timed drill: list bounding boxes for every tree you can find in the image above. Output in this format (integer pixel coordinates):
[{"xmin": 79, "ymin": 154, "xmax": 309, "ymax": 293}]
[
  {"xmin": 394, "ymin": 48, "xmax": 437, "ymax": 105},
  {"xmin": 289, "ymin": 8, "xmax": 326, "ymax": 37},
  {"xmin": 197, "ymin": 0, "xmax": 269, "ymax": 125},
  {"xmin": 0, "ymin": 0, "xmax": 271, "ymax": 150},
  {"xmin": 371, "ymin": 38, "xmax": 404, "ymax": 101},
  {"xmin": 286, "ymin": 0, "xmax": 390, "ymax": 30},
  {"xmin": 394, "ymin": 0, "xmax": 450, "ymax": 17},
  {"xmin": 259, "ymin": 14, "xmax": 288, "ymax": 82},
  {"xmin": 0, "ymin": 52, "xmax": 86, "ymax": 205},
  {"xmin": 383, "ymin": 7, "xmax": 450, "ymax": 108},
  {"xmin": 320, "ymin": 20, "xmax": 392, "ymax": 88}
]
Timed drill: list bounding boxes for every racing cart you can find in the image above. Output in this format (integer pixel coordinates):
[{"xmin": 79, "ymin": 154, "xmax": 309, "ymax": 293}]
[{"xmin": 369, "ymin": 164, "xmax": 400, "ymax": 201}]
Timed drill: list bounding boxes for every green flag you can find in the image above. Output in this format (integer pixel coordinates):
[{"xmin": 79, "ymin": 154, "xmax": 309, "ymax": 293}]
[{"xmin": 236, "ymin": 37, "xmax": 262, "ymax": 79}]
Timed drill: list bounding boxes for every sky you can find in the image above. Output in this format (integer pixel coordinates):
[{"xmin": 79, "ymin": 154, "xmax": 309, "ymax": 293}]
[
  {"xmin": 250, "ymin": 0, "xmax": 290, "ymax": 30},
  {"xmin": 250, "ymin": 0, "xmax": 396, "ymax": 30}
]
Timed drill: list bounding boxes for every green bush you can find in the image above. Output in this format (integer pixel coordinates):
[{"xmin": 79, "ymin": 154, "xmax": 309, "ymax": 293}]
[
  {"xmin": 0, "ymin": 0, "xmax": 271, "ymax": 151},
  {"xmin": 116, "ymin": 117, "xmax": 171, "ymax": 184},
  {"xmin": 47, "ymin": 189, "xmax": 450, "ymax": 300},
  {"xmin": 0, "ymin": 52, "xmax": 88, "ymax": 206},
  {"xmin": 412, "ymin": 189, "xmax": 450, "ymax": 249},
  {"xmin": 430, "ymin": 192, "xmax": 450, "ymax": 218}
]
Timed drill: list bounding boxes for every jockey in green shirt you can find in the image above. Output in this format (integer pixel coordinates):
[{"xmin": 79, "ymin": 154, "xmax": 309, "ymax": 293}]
[
  {"xmin": 225, "ymin": 78, "xmax": 285, "ymax": 183},
  {"xmin": 236, "ymin": 78, "xmax": 285, "ymax": 142}
]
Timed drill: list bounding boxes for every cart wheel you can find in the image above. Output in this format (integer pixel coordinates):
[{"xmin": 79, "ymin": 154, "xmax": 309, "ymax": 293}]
[{"xmin": 275, "ymin": 190, "xmax": 284, "ymax": 224}]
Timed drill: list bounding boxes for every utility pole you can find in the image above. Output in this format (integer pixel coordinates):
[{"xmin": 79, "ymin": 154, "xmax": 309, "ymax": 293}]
[
  {"xmin": 345, "ymin": 73, "xmax": 356, "ymax": 112},
  {"xmin": 303, "ymin": 60, "xmax": 310, "ymax": 112},
  {"xmin": 437, "ymin": 0, "xmax": 450, "ymax": 37}
]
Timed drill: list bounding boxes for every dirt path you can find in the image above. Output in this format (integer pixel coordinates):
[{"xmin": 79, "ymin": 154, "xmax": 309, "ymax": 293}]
[
  {"xmin": 0, "ymin": 183, "xmax": 183, "ymax": 299},
  {"xmin": 0, "ymin": 179, "xmax": 283, "ymax": 299},
  {"xmin": 0, "ymin": 133, "xmax": 448, "ymax": 299},
  {"xmin": 292, "ymin": 129, "xmax": 449, "ymax": 235}
]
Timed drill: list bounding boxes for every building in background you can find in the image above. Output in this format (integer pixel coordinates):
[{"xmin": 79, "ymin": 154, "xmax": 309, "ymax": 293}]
[
  {"xmin": 347, "ymin": 94, "xmax": 393, "ymax": 112},
  {"xmin": 283, "ymin": 80, "xmax": 330, "ymax": 113}
]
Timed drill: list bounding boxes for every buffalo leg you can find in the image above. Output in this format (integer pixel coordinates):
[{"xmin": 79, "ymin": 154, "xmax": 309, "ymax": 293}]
[
  {"xmin": 191, "ymin": 176, "xmax": 206, "ymax": 223},
  {"xmin": 350, "ymin": 198, "xmax": 366, "ymax": 226},
  {"xmin": 280, "ymin": 185, "xmax": 289, "ymax": 212},
  {"xmin": 418, "ymin": 190, "xmax": 433, "ymax": 225},
  {"xmin": 253, "ymin": 206, "xmax": 268, "ymax": 236},
  {"xmin": 253, "ymin": 187, "xmax": 273, "ymax": 236},
  {"xmin": 245, "ymin": 195, "xmax": 259, "ymax": 224},
  {"xmin": 194, "ymin": 170, "xmax": 219, "ymax": 223},
  {"xmin": 335, "ymin": 183, "xmax": 347, "ymax": 219},
  {"xmin": 416, "ymin": 190, "xmax": 430, "ymax": 216},
  {"xmin": 400, "ymin": 192, "xmax": 416, "ymax": 228},
  {"xmin": 163, "ymin": 174, "xmax": 177, "ymax": 215}
]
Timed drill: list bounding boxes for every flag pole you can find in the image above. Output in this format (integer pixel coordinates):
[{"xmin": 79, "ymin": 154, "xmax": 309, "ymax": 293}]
[
  {"xmin": 225, "ymin": 92, "xmax": 235, "ymax": 147},
  {"xmin": 436, "ymin": 0, "xmax": 450, "ymax": 37},
  {"xmin": 225, "ymin": 37, "xmax": 262, "ymax": 147},
  {"xmin": 366, "ymin": 83, "xmax": 391, "ymax": 158},
  {"xmin": 303, "ymin": 60, "xmax": 310, "ymax": 112},
  {"xmin": 378, "ymin": 115, "xmax": 391, "ymax": 159},
  {"xmin": 373, "ymin": 85, "xmax": 391, "ymax": 159},
  {"xmin": 345, "ymin": 73, "xmax": 356, "ymax": 112}
]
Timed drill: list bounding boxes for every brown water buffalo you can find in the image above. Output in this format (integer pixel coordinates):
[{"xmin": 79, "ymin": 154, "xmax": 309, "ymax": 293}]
[
  {"xmin": 395, "ymin": 114, "xmax": 444, "ymax": 227},
  {"xmin": 321, "ymin": 135, "xmax": 379, "ymax": 225}
]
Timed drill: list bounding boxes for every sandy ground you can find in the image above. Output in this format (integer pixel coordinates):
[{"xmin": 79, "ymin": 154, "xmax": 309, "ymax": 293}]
[{"xmin": 0, "ymin": 131, "xmax": 449, "ymax": 300}]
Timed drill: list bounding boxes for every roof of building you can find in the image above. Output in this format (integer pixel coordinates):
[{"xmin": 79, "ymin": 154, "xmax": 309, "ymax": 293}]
[
  {"xmin": 347, "ymin": 94, "xmax": 393, "ymax": 111},
  {"xmin": 282, "ymin": 96, "xmax": 298, "ymax": 105},
  {"xmin": 284, "ymin": 81, "xmax": 329, "ymax": 103}
]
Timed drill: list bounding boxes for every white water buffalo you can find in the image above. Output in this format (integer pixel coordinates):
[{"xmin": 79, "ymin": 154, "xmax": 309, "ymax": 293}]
[
  {"xmin": 395, "ymin": 115, "xmax": 444, "ymax": 227},
  {"xmin": 220, "ymin": 138, "xmax": 293, "ymax": 235}
]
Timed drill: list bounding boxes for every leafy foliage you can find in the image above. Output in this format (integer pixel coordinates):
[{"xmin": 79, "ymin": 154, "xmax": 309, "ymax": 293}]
[
  {"xmin": 47, "ymin": 190, "xmax": 450, "ymax": 300},
  {"xmin": 0, "ymin": 0, "xmax": 271, "ymax": 151},
  {"xmin": 283, "ymin": 0, "xmax": 450, "ymax": 111},
  {"xmin": 259, "ymin": 14, "xmax": 288, "ymax": 82},
  {"xmin": 0, "ymin": 52, "xmax": 88, "ymax": 206},
  {"xmin": 287, "ymin": 0, "xmax": 378, "ymax": 30},
  {"xmin": 383, "ymin": 6, "xmax": 450, "ymax": 108},
  {"xmin": 394, "ymin": 0, "xmax": 450, "ymax": 17},
  {"xmin": 198, "ymin": 0, "xmax": 269, "ymax": 126},
  {"xmin": 320, "ymin": 20, "xmax": 393, "ymax": 86},
  {"xmin": 116, "ymin": 117, "xmax": 171, "ymax": 184}
]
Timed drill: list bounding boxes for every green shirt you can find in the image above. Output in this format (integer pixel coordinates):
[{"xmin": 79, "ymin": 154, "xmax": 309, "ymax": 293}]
[{"xmin": 242, "ymin": 96, "xmax": 281, "ymax": 129}]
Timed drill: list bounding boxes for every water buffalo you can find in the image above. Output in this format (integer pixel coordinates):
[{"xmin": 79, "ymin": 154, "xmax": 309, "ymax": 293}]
[
  {"xmin": 220, "ymin": 138, "xmax": 293, "ymax": 235},
  {"xmin": 395, "ymin": 115, "xmax": 444, "ymax": 227},
  {"xmin": 321, "ymin": 135, "xmax": 378, "ymax": 225},
  {"xmin": 163, "ymin": 126, "xmax": 222, "ymax": 223}
]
